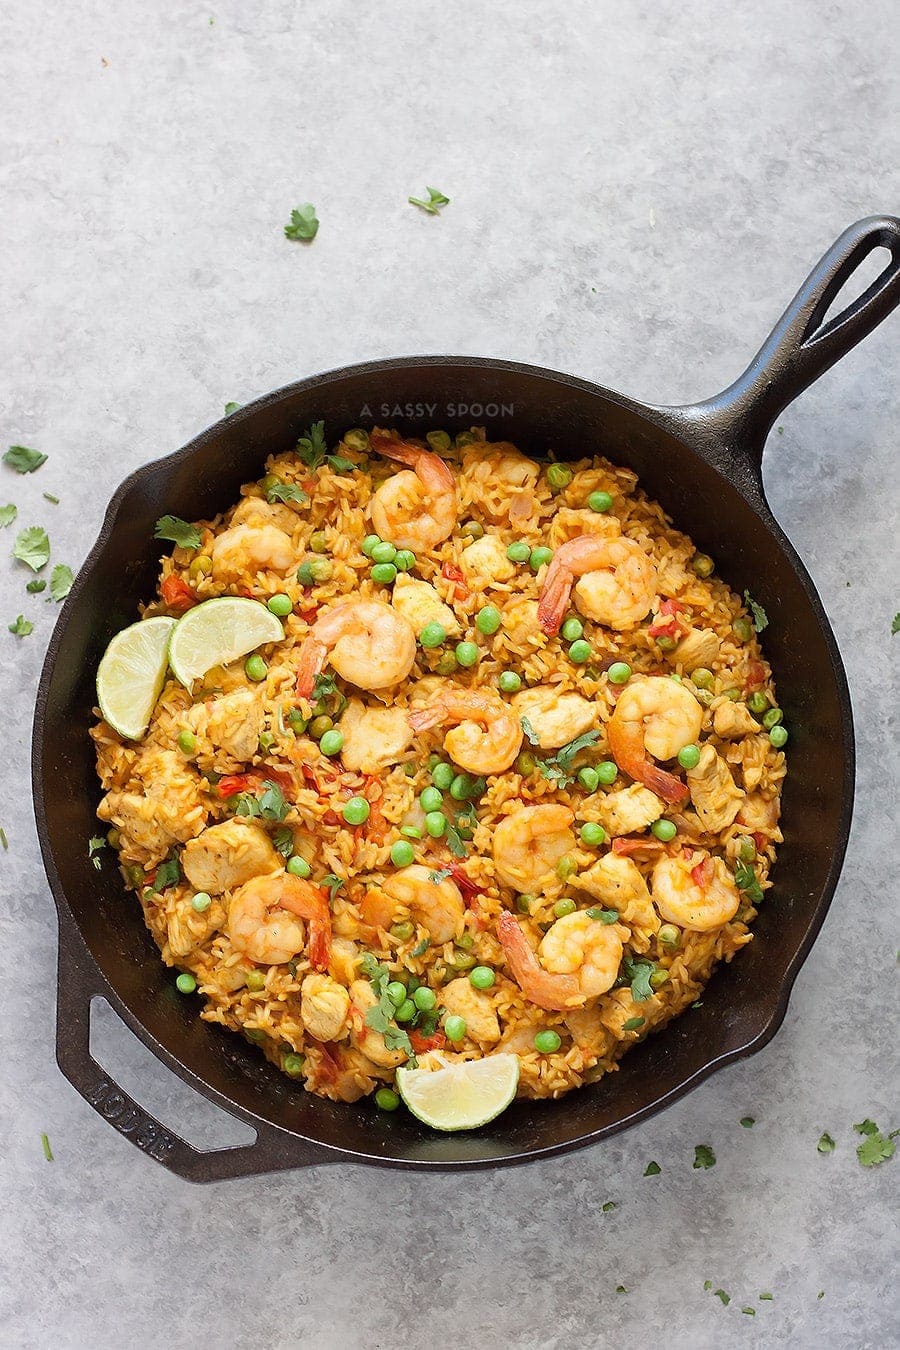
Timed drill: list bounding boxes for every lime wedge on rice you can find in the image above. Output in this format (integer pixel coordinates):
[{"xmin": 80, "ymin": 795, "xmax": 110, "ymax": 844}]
[
  {"xmin": 167, "ymin": 596, "xmax": 284, "ymax": 688},
  {"xmin": 396, "ymin": 1053, "xmax": 520, "ymax": 1132},
  {"xmin": 96, "ymin": 615, "xmax": 177, "ymax": 741}
]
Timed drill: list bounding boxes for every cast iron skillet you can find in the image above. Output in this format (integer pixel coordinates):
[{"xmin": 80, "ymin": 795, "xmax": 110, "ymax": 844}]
[{"xmin": 33, "ymin": 216, "xmax": 900, "ymax": 1181}]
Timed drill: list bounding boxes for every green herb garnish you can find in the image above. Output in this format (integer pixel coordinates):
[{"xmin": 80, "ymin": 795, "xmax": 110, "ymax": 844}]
[
  {"xmin": 50, "ymin": 563, "xmax": 74, "ymax": 602},
  {"xmin": 284, "ymin": 204, "xmax": 319, "ymax": 241},
  {"xmin": 856, "ymin": 1122, "xmax": 895, "ymax": 1168},
  {"xmin": 0, "ymin": 504, "xmax": 17, "ymax": 528},
  {"xmin": 41, "ymin": 1132, "xmax": 54, "ymax": 1162},
  {"xmin": 427, "ymin": 870, "xmax": 451, "ymax": 885},
  {"xmin": 322, "ymin": 873, "xmax": 345, "ymax": 902},
  {"xmin": 408, "ymin": 186, "xmax": 450, "ymax": 215},
  {"xmin": 601, "ymin": 1201, "xmax": 616, "ymax": 1212},
  {"xmin": 622, "ymin": 1016, "xmax": 645, "ymax": 1031},
  {"xmin": 714, "ymin": 1290, "xmax": 730, "ymax": 1307},
  {"xmin": 892, "ymin": 613, "xmax": 900, "ymax": 636},
  {"xmin": 224, "ymin": 401, "xmax": 241, "ymax": 415},
  {"xmin": 410, "ymin": 937, "xmax": 431, "ymax": 957},
  {"xmin": 741, "ymin": 1307, "xmax": 756, "ymax": 1316},
  {"xmin": 4, "ymin": 445, "xmax": 47, "ymax": 473},
  {"xmin": 587, "ymin": 907, "xmax": 619, "ymax": 923},
  {"xmin": 817, "ymin": 1131, "xmax": 835, "ymax": 1154},
  {"xmin": 740, "ymin": 1116, "xmax": 755, "ymax": 1128},
  {"xmin": 154, "ymin": 516, "xmax": 202, "ymax": 550},
  {"xmin": 743, "ymin": 589, "xmax": 769, "ymax": 633},
  {"xmin": 693, "ymin": 1143, "xmax": 716, "ymax": 1169},
  {"xmin": 88, "ymin": 836, "xmax": 107, "ymax": 870},
  {"xmin": 256, "ymin": 781, "xmax": 290, "ymax": 822},
  {"xmin": 444, "ymin": 822, "xmax": 468, "ymax": 858},
  {"xmin": 622, "ymin": 954, "xmax": 655, "ymax": 1002},
  {"xmin": 150, "ymin": 854, "xmax": 181, "ymax": 892},
  {"xmin": 295, "ymin": 421, "xmax": 356, "ymax": 474},
  {"xmin": 643, "ymin": 1160, "xmax": 661, "ymax": 1176},
  {"xmin": 43, "ymin": 492, "xmax": 59, "ymax": 504},
  {"xmin": 266, "ymin": 479, "xmax": 309, "ymax": 506},
  {"xmin": 26, "ymin": 579, "xmax": 46, "ymax": 593},
  {"xmin": 360, "ymin": 953, "xmax": 416, "ymax": 1063},
  {"xmin": 8, "ymin": 614, "xmax": 33, "ymax": 637},
  {"xmin": 520, "ymin": 715, "xmax": 539, "ymax": 745},
  {"xmin": 13, "ymin": 526, "xmax": 50, "ymax": 571},
  {"xmin": 734, "ymin": 859, "xmax": 763, "ymax": 904},
  {"xmin": 0, "ymin": 827, "xmax": 7, "ymax": 849},
  {"xmin": 272, "ymin": 826, "xmax": 294, "ymax": 858}
]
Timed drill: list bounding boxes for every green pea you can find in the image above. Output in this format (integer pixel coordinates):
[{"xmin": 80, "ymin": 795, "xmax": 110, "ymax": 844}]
[
  {"xmin": 246, "ymin": 969, "xmax": 266, "ymax": 992},
  {"xmin": 308, "ymin": 714, "xmax": 333, "ymax": 740},
  {"xmin": 259, "ymin": 474, "xmax": 279, "ymax": 493},
  {"xmin": 649, "ymin": 969, "xmax": 670, "ymax": 990},
  {"xmin": 596, "ymin": 760, "xmax": 618, "ymax": 785},
  {"xmin": 431, "ymin": 761, "xmax": 455, "ymax": 790},
  {"xmin": 425, "ymin": 811, "xmax": 447, "ymax": 838},
  {"xmin": 435, "ymin": 653, "xmax": 458, "ymax": 676},
  {"xmin": 177, "ymin": 729, "xmax": 196, "ymax": 755},
  {"xmin": 554, "ymin": 897, "xmax": 577, "ymax": 917},
  {"xmin": 763, "ymin": 707, "xmax": 783, "ymax": 728},
  {"xmin": 371, "ymin": 562, "xmax": 397, "ymax": 584},
  {"xmin": 561, "ymin": 617, "xmax": 584, "ymax": 642},
  {"xmin": 413, "ymin": 985, "xmax": 437, "ymax": 1011},
  {"xmin": 748, "ymin": 691, "xmax": 769, "ymax": 715},
  {"xmin": 308, "ymin": 531, "xmax": 328, "ymax": 553},
  {"xmin": 650, "ymin": 819, "xmax": 677, "ymax": 842},
  {"xmin": 506, "ymin": 541, "xmax": 531, "ymax": 563},
  {"xmin": 426, "ymin": 430, "xmax": 452, "ymax": 453},
  {"xmin": 371, "ymin": 540, "xmax": 397, "ymax": 564},
  {"xmin": 534, "ymin": 1029, "xmax": 562, "ymax": 1053},
  {"xmin": 658, "ymin": 923, "xmax": 680, "ymax": 947},
  {"xmin": 444, "ymin": 1014, "xmax": 467, "ymax": 1042},
  {"xmin": 386, "ymin": 980, "xmax": 407, "ymax": 1007},
  {"xmin": 691, "ymin": 552, "xmax": 714, "ymax": 578},
  {"xmin": 499, "ymin": 670, "xmax": 522, "ymax": 693},
  {"xmin": 588, "ymin": 490, "xmax": 613, "ymax": 513},
  {"xmin": 530, "ymin": 546, "xmax": 553, "ymax": 572},
  {"xmin": 580, "ymin": 822, "xmax": 607, "ymax": 847},
  {"xmin": 692, "ymin": 667, "xmax": 714, "ymax": 690},
  {"xmin": 569, "ymin": 639, "xmax": 591, "ymax": 664},
  {"xmin": 400, "ymin": 825, "xmax": 422, "ymax": 839},
  {"xmin": 106, "ymin": 828, "xmax": 121, "ymax": 849},
  {"xmin": 286, "ymin": 855, "xmax": 311, "ymax": 878},
  {"xmin": 343, "ymin": 796, "xmax": 370, "ymax": 825},
  {"xmin": 677, "ymin": 744, "xmax": 701, "ymax": 770},
  {"xmin": 189, "ymin": 554, "xmax": 213, "ymax": 579},
  {"xmin": 283, "ymin": 1053, "xmax": 305, "ymax": 1078},
  {"xmin": 245, "ymin": 654, "xmax": 267, "ymax": 682},
  {"xmin": 556, "ymin": 854, "xmax": 576, "ymax": 881},
  {"xmin": 374, "ymin": 1086, "xmax": 400, "ymax": 1110},
  {"xmin": 516, "ymin": 894, "xmax": 535, "ymax": 913},
  {"xmin": 394, "ymin": 549, "xmax": 416, "ymax": 572},
  {"xmin": 733, "ymin": 617, "xmax": 753, "ymax": 643},
  {"xmin": 319, "ymin": 729, "xmax": 344, "ymax": 756},
  {"xmin": 390, "ymin": 839, "xmax": 415, "ymax": 867},
  {"xmin": 267, "ymin": 593, "xmax": 292, "ymax": 617},
  {"xmin": 547, "ymin": 463, "xmax": 573, "ymax": 492},
  {"xmin": 344, "ymin": 427, "xmax": 370, "ymax": 452},
  {"xmin": 418, "ymin": 620, "xmax": 447, "ymax": 649},
  {"xmin": 420, "ymin": 786, "xmax": 443, "ymax": 812},
  {"xmin": 258, "ymin": 731, "xmax": 275, "ymax": 753},
  {"xmin": 390, "ymin": 920, "xmax": 415, "ymax": 941},
  {"xmin": 576, "ymin": 766, "xmax": 599, "ymax": 792},
  {"xmin": 361, "ymin": 534, "xmax": 381, "ymax": 557},
  {"xmin": 176, "ymin": 972, "xmax": 197, "ymax": 994},
  {"xmin": 191, "ymin": 891, "xmax": 212, "ymax": 913},
  {"xmin": 722, "ymin": 687, "xmax": 741, "ymax": 701},
  {"xmin": 656, "ymin": 634, "xmax": 676, "ymax": 651},
  {"xmin": 245, "ymin": 1028, "xmax": 265, "ymax": 1043},
  {"xmin": 455, "ymin": 641, "xmax": 479, "ymax": 668},
  {"xmin": 476, "ymin": 604, "xmax": 502, "ymax": 636},
  {"xmin": 461, "ymin": 520, "xmax": 484, "ymax": 539},
  {"xmin": 467, "ymin": 966, "xmax": 494, "ymax": 992},
  {"xmin": 296, "ymin": 561, "xmax": 315, "ymax": 586},
  {"xmin": 739, "ymin": 837, "xmax": 757, "ymax": 863},
  {"xmin": 769, "ymin": 725, "xmax": 788, "ymax": 748},
  {"xmin": 516, "ymin": 750, "xmax": 536, "ymax": 776},
  {"xmin": 455, "ymin": 933, "xmax": 475, "ymax": 951},
  {"xmin": 608, "ymin": 662, "xmax": 631, "ymax": 685},
  {"xmin": 287, "ymin": 709, "xmax": 308, "ymax": 733},
  {"xmin": 395, "ymin": 998, "xmax": 416, "ymax": 1023},
  {"xmin": 450, "ymin": 773, "xmax": 475, "ymax": 801}
]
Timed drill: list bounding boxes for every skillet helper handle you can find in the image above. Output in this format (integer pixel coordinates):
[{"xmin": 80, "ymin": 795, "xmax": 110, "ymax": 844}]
[
  {"xmin": 55, "ymin": 927, "xmax": 328, "ymax": 1181},
  {"xmin": 672, "ymin": 214, "xmax": 900, "ymax": 451}
]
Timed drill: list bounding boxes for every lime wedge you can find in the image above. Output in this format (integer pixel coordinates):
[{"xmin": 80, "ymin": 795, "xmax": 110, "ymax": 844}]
[
  {"xmin": 396, "ymin": 1053, "xmax": 520, "ymax": 1131},
  {"xmin": 167, "ymin": 597, "xmax": 284, "ymax": 688},
  {"xmin": 96, "ymin": 616, "xmax": 177, "ymax": 740}
]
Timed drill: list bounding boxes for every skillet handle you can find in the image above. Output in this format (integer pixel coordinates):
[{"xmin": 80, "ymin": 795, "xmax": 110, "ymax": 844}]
[
  {"xmin": 55, "ymin": 923, "xmax": 332, "ymax": 1181},
  {"xmin": 665, "ymin": 214, "xmax": 900, "ymax": 461}
]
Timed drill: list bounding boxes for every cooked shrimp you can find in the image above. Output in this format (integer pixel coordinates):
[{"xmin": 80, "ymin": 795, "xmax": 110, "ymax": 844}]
[
  {"xmin": 538, "ymin": 534, "xmax": 657, "ymax": 635},
  {"xmin": 380, "ymin": 864, "xmax": 465, "ymax": 943},
  {"xmin": 210, "ymin": 523, "xmax": 295, "ymax": 584},
  {"xmin": 651, "ymin": 853, "xmax": 740, "ymax": 931},
  {"xmin": 511, "ymin": 686, "xmax": 596, "ymax": 750},
  {"xmin": 497, "ymin": 910, "xmax": 624, "ymax": 1010},
  {"xmin": 295, "ymin": 599, "xmax": 417, "ymax": 697},
  {"xmin": 492, "ymin": 803, "xmax": 576, "ymax": 892},
  {"xmin": 408, "ymin": 687, "xmax": 523, "ymax": 775},
  {"xmin": 227, "ymin": 873, "xmax": 331, "ymax": 968},
  {"xmin": 369, "ymin": 429, "xmax": 457, "ymax": 552},
  {"xmin": 607, "ymin": 676, "xmax": 702, "ymax": 804},
  {"xmin": 300, "ymin": 973, "xmax": 351, "ymax": 1041}
]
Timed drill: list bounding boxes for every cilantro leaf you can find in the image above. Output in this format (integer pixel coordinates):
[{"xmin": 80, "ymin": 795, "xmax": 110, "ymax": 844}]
[
  {"xmin": 13, "ymin": 526, "xmax": 50, "ymax": 571},
  {"xmin": 41, "ymin": 1131, "xmax": 54, "ymax": 1162},
  {"xmin": 271, "ymin": 826, "xmax": 294, "ymax": 859},
  {"xmin": 49, "ymin": 563, "xmax": 74, "ymax": 602},
  {"xmin": 622, "ymin": 1016, "xmax": 645, "ymax": 1031},
  {"xmin": 601, "ymin": 1201, "xmax": 616, "ymax": 1213},
  {"xmin": 154, "ymin": 515, "xmax": 202, "ymax": 551},
  {"xmin": 444, "ymin": 822, "xmax": 468, "ymax": 858},
  {"xmin": 856, "ymin": 1130, "xmax": 895, "ymax": 1168},
  {"xmin": 853, "ymin": 1118, "xmax": 878, "ymax": 1136},
  {"xmin": 284, "ymin": 203, "xmax": 319, "ymax": 241},
  {"xmin": 428, "ymin": 869, "xmax": 451, "ymax": 885},
  {"xmin": 43, "ymin": 492, "xmax": 59, "ymax": 504},
  {"xmin": 743, "ymin": 589, "xmax": 769, "ymax": 633},
  {"xmin": 892, "ymin": 613, "xmax": 900, "ymax": 637},
  {"xmin": 8, "ymin": 614, "xmax": 33, "ymax": 637},
  {"xmin": 693, "ymin": 1143, "xmax": 716, "ymax": 1169},
  {"xmin": 257, "ymin": 781, "xmax": 290, "ymax": 822},
  {"xmin": 615, "ymin": 1285, "xmax": 628, "ymax": 1295},
  {"xmin": 295, "ymin": 421, "xmax": 329, "ymax": 471},
  {"xmin": 741, "ymin": 1307, "xmax": 756, "ymax": 1316},
  {"xmin": 520, "ymin": 715, "xmax": 539, "ymax": 746},
  {"xmin": 714, "ymin": 1290, "xmax": 730, "ymax": 1307},
  {"xmin": 4, "ymin": 445, "xmax": 47, "ymax": 473},
  {"xmin": 0, "ymin": 504, "xmax": 16, "ymax": 528},
  {"xmin": 622, "ymin": 954, "xmax": 655, "ymax": 1002},
  {"xmin": 26, "ymin": 579, "xmax": 46, "ymax": 593},
  {"xmin": 643, "ymin": 1160, "xmax": 661, "ymax": 1176},
  {"xmin": 360, "ymin": 952, "xmax": 388, "ymax": 992},
  {"xmin": 224, "ymin": 401, "xmax": 241, "ymax": 415},
  {"xmin": 88, "ymin": 835, "xmax": 107, "ymax": 870},
  {"xmin": 817, "ymin": 1131, "xmax": 835, "ymax": 1154},
  {"xmin": 266, "ymin": 479, "xmax": 309, "ymax": 506},
  {"xmin": 554, "ymin": 728, "xmax": 602, "ymax": 772},
  {"xmin": 734, "ymin": 859, "xmax": 763, "ymax": 904},
  {"xmin": 408, "ymin": 186, "xmax": 450, "ymax": 215},
  {"xmin": 740, "ymin": 1116, "xmax": 755, "ymax": 1128},
  {"xmin": 360, "ymin": 953, "xmax": 416, "ymax": 1062},
  {"xmin": 322, "ymin": 873, "xmax": 345, "ymax": 902},
  {"xmin": 150, "ymin": 855, "xmax": 181, "ymax": 892},
  {"xmin": 233, "ymin": 792, "xmax": 261, "ymax": 818},
  {"xmin": 326, "ymin": 453, "xmax": 357, "ymax": 474}
]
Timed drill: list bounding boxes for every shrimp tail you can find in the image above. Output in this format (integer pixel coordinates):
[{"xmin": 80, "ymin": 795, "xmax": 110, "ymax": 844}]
[
  {"xmin": 296, "ymin": 637, "xmax": 327, "ymax": 699},
  {"xmin": 370, "ymin": 428, "xmax": 454, "ymax": 493},
  {"xmin": 280, "ymin": 881, "xmax": 332, "ymax": 971},
  {"xmin": 537, "ymin": 559, "xmax": 573, "ymax": 635},
  {"xmin": 408, "ymin": 703, "xmax": 444, "ymax": 733},
  {"xmin": 607, "ymin": 713, "xmax": 689, "ymax": 805},
  {"xmin": 497, "ymin": 912, "xmax": 579, "ymax": 1012},
  {"xmin": 636, "ymin": 761, "xmax": 689, "ymax": 805}
]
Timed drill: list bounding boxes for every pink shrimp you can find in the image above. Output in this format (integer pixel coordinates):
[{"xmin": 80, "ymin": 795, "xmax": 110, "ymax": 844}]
[
  {"xmin": 606, "ymin": 676, "xmax": 702, "ymax": 805},
  {"xmin": 369, "ymin": 429, "xmax": 457, "ymax": 552},
  {"xmin": 408, "ymin": 686, "xmax": 523, "ymax": 774},
  {"xmin": 295, "ymin": 599, "xmax": 417, "ymax": 698},
  {"xmin": 538, "ymin": 534, "xmax": 657, "ymax": 635}
]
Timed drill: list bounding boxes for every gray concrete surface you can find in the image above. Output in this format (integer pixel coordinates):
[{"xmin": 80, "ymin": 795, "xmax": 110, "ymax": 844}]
[{"xmin": 1, "ymin": 1, "xmax": 898, "ymax": 1346}]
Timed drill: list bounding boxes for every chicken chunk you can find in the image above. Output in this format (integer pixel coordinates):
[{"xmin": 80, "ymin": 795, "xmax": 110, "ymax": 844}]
[
  {"xmin": 230, "ymin": 495, "xmax": 300, "ymax": 534},
  {"xmin": 460, "ymin": 533, "xmax": 516, "ymax": 585},
  {"xmin": 511, "ymin": 687, "xmax": 596, "ymax": 750},
  {"xmin": 439, "ymin": 977, "xmax": 501, "ymax": 1044},
  {"xmin": 300, "ymin": 973, "xmax": 351, "ymax": 1042},
  {"xmin": 181, "ymin": 819, "xmax": 282, "ymax": 894},
  {"xmin": 712, "ymin": 700, "xmax": 761, "ymax": 739},
  {"xmin": 185, "ymin": 688, "xmax": 263, "ymax": 767},
  {"xmin": 686, "ymin": 744, "xmax": 744, "ymax": 832},
  {"xmin": 391, "ymin": 574, "xmax": 459, "ymax": 637},
  {"xmin": 338, "ymin": 699, "xmax": 415, "ymax": 774},
  {"xmin": 594, "ymin": 785, "xmax": 664, "ymax": 837},
  {"xmin": 97, "ymin": 750, "xmax": 207, "ymax": 865},
  {"xmin": 672, "ymin": 627, "xmax": 722, "ymax": 672}
]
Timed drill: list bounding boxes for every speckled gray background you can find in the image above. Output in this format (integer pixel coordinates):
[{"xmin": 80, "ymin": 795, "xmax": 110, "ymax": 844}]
[{"xmin": 1, "ymin": 1, "xmax": 898, "ymax": 1346}]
